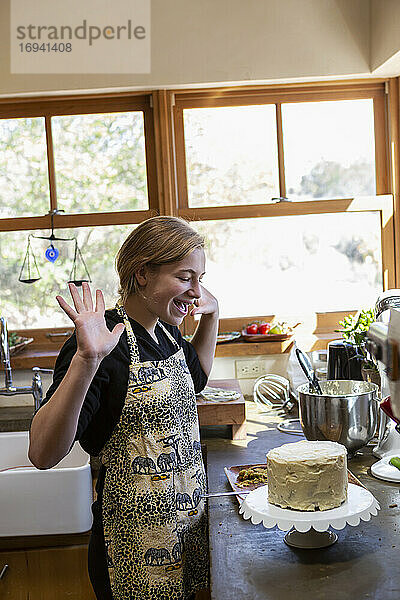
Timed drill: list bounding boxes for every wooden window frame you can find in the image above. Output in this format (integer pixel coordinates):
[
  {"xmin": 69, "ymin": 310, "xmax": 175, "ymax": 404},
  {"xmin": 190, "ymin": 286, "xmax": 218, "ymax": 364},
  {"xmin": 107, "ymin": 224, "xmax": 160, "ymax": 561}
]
[
  {"xmin": 0, "ymin": 80, "xmax": 398, "ymax": 353},
  {"xmin": 0, "ymin": 92, "xmax": 166, "ymax": 350},
  {"xmin": 171, "ymin": 80, "xmax": 396, "ymax": 336},
  {"xmin": 0, "ymin": 92, "xmax": 160, "ymax": 233}
]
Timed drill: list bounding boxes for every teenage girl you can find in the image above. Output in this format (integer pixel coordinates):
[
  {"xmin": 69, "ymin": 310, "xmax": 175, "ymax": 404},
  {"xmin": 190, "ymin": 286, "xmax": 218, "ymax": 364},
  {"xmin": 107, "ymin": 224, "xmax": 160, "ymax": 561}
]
[{"xmin": 29, "ymin": 216, "xmax": 219, "ymax": 600}]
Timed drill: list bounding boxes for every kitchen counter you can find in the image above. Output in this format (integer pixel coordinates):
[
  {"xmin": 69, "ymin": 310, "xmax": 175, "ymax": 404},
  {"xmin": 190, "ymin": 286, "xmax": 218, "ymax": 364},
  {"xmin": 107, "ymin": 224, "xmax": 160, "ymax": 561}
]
[{"xmin": 204, "ymin": 402, "xmax": 400, "ymax": 600}]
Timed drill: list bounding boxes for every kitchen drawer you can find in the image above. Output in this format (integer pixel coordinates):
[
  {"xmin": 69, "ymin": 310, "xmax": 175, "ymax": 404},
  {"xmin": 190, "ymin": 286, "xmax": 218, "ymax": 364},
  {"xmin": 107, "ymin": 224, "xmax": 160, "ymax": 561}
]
[
  {"xmin": 27, "ymin": 545, "xmax": 95, "ymax": 600},
  {"xmin": 0, "ymin": 550, "xmax": 28, "ymax": 600},
  {"xmin": 0, "ymin": 545, "xmax": 95, "ymax": 600}
]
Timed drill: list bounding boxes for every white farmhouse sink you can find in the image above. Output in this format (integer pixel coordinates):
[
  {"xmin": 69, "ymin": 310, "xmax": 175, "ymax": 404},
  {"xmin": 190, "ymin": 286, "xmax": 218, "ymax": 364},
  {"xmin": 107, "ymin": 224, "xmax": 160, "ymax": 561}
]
[{"xmin": 0, "ymin": 431, "xmax": 93, "ymax": 537}]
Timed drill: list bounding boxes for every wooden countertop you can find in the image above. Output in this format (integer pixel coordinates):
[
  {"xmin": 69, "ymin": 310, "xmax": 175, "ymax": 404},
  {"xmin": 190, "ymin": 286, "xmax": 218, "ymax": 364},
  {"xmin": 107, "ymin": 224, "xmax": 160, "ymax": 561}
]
[
  {"xmin": 7, "ymin": 343, "xmax": 292, "ymax": 368},
  {"xmin": 196, "ymin": 379, "xmax": 244, "ymax": 406},
  {"xmin": 0, "ymin": 379, "xmax": 245, "ymax": 432},
  {"xmin": 4, "ymin": 332, "xmax": 341, "ymax": 369}
]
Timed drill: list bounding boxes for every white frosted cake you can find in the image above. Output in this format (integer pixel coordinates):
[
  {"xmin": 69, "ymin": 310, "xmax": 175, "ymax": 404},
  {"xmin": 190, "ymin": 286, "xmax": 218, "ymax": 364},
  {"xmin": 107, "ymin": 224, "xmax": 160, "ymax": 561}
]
[{"xmin": 266, "ymin": 440, "xmax": 347, "ymax": 511}]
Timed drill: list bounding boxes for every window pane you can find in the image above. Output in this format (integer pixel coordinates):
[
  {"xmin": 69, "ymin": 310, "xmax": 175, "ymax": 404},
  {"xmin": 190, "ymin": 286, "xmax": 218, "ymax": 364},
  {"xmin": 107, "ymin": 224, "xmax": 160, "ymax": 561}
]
[
  {"xmin": 193, "ymin": 214, "xmax": 382, "ymax": 318},
  {"xmin": 1, "ymin": 224, "xmax": 134, "ymax": 328},
  {"xmin": 184, "ymin": 105, "xmax": 279, "ymax": 207},
  {"xmin": 52, "ymin": 113, "xmax": 148, "ymax": 213},
  {"xmin": 0, "ymin": 118, "xmax": 50, "ymax": 217},
  {"xmin": 282, "ymin": 99, "xmax": 376, "ymax": 200}
]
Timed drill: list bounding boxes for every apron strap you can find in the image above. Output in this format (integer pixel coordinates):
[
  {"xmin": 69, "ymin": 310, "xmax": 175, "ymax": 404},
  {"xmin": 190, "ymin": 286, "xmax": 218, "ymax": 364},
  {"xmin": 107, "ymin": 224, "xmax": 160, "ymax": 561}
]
[
  {"xmin": 115, "ymin": 304, "xmax": 140, "ymax": 364},
  {"xmin": 115, "ymin": 304, "xmax": 180, "ymax": 361},
  {"xmin": 157, "ymin": 321, "xmax": 180, "ymax": 350}
]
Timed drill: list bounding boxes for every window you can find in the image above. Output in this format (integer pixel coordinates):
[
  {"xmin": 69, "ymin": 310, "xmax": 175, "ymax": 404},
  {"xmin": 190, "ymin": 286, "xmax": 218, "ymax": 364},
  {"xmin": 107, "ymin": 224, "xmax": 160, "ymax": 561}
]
[
  {"xmin": 0, "ymin": 94, "xmax": 157, "ymax": 334},
  {"xmin": 52, "ymin": 112, "xmax": 148, "ymax": 213},
  {"xmin": 0, "ymin": 83, "xmax": 396, "ymax": 346},
  {"xmin": 173, "ymin": 83, "xmax": 394, "ymax": 334},
  {"xmin": 1, "ymin": 225, "xmax": 135, "ymax": 329},
  {"xmin": 183, "ymin": 105, "xmax": 279, "ymax": 207},
  {"xmin": 282, "ymin": 99, "xmax": 376, "ymax": 200},
  {"xmin": 192, "ymin": 211, "xmax": 383, "ymax": 319},
  {"xmin": 0, "ymin": 117, "xmax": 49, "ymax": 217}
]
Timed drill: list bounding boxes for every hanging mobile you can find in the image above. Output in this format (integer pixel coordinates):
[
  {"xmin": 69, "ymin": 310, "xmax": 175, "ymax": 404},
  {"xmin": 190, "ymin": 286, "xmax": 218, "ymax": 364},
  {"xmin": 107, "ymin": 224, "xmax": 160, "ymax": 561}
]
[
  {"xmin": 19, "ymin": 236, "xmax": 41, "ymax": 283},
  {"xmin": 32, "ymin": 209, "xmax": 74, "ymax": 263},
  {"xmin": 68, "ymin": 239, "xmax": 92, "ymax": 286},
  {"xmin": 19, "ymin": 209, "xmax": 92, "ymax": 286}
]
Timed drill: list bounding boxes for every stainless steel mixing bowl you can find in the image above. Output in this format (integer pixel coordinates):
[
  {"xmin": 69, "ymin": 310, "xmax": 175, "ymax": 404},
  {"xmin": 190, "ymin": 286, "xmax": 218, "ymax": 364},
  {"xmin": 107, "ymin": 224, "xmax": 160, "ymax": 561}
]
[{"xmin": 297, "ymin": 380, "xmax": 379, "ymax": 456}]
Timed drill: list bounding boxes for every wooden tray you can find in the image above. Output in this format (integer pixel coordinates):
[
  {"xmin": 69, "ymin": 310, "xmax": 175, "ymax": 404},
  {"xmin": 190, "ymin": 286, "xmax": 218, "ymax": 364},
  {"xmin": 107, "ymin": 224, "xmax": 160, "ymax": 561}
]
[
  {"xmin": 240, "ymin": 323, "xmax": 300, "ymax": 343},
  {"xmin": 224, "ymin": 463, "xmax": 367, "ymax": 501}
]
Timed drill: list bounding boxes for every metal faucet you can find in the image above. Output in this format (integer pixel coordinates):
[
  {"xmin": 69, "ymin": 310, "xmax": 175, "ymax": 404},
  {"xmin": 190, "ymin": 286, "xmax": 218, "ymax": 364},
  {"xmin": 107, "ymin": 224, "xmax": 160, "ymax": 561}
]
[{"xmin": 0, "ymin": 317, "xmax": 53, "ymax": 411}]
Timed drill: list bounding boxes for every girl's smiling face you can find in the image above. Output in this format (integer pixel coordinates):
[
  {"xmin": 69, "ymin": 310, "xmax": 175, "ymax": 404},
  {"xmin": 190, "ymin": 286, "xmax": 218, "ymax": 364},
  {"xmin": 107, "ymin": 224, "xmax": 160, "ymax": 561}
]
[{"xmin": 136, "ymin": 247, "xmax": 206, "ymax": 326}]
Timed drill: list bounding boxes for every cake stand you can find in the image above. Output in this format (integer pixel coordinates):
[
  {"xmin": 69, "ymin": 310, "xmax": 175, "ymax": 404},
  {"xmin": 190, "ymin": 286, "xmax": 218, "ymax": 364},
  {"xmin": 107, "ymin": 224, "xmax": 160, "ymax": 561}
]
[{"xmin": 239, "ymin": 484, "xmax": 380, "ymax": 549}]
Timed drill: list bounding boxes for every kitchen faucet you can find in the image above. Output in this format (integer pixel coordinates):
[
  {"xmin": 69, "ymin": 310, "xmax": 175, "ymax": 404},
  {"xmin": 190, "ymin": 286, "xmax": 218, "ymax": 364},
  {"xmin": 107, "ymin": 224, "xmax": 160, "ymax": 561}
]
[{"xmin": 0, "ymin": 317, "xmax": 53, "ymax": 412}]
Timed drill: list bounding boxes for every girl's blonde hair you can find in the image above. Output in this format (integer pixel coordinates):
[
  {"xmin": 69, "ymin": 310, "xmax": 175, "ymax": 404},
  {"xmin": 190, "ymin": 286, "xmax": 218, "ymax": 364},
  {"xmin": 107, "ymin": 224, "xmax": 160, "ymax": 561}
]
[{"xmin": 116, "ymin": 216, "xmax": 204, "ymax": 303}]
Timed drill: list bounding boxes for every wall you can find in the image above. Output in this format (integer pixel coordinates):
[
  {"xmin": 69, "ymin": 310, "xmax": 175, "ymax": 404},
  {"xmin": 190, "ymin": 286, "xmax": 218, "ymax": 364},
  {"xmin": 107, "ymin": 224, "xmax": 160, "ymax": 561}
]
[
  {"xmin": 210, "ymin": 354, "xmax": 291, "ymax": 396},
  {"xmin": 0, "ymin": 0, "xmax": 371, "ymax": 96},
  {"xmin": 371, "ymin": 0, "xmax": 400, "ymax": 72}
]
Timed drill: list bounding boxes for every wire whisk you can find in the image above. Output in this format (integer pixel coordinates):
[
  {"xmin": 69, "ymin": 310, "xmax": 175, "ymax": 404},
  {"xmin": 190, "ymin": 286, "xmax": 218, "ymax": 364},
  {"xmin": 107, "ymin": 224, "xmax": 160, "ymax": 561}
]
[{"xmin": 253, "ymin": 374, "xmax": 294, "ymax": 414}]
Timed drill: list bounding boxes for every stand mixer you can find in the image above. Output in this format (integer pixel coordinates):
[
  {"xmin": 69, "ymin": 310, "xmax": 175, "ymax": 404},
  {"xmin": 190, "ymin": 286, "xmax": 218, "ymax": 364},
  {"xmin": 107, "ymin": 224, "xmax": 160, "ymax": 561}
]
[{"xmin": 366, "ymin": 290, "xmax": 400, "ymax": 481}]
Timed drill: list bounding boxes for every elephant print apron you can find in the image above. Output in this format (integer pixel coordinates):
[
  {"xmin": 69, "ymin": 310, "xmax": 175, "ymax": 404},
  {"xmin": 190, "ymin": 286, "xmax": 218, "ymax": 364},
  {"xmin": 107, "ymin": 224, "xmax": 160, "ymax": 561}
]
[{"xmin": 99, "ymin": 305, "xmax": 209, "ymax": 600}]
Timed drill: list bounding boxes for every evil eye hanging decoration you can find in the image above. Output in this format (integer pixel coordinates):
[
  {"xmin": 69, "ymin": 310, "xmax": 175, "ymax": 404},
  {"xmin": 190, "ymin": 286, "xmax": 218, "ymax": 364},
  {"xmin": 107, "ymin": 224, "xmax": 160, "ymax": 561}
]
[
  {"xmin": 45, "ymin": 244, "xmax": 59, "ymax": 263},
  {"xmin": 19, "ymin": 210, "xmax": 91, "ymax": 285}
]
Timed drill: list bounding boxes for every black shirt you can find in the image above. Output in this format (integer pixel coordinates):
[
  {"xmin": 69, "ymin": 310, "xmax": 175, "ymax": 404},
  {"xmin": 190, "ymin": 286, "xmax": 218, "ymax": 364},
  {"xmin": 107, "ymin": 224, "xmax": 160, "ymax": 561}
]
[{"xmin": 42, "ymin": 308, "xmax": 208, "ymax": 456}]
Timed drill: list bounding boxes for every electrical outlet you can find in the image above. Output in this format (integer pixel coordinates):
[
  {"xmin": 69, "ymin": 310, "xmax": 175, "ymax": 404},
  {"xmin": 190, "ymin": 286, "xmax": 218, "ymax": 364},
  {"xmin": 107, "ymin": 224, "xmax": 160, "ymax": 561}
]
[{"xmin": 235, "ymin": 359, "xmax": 267, "ymax": 379}]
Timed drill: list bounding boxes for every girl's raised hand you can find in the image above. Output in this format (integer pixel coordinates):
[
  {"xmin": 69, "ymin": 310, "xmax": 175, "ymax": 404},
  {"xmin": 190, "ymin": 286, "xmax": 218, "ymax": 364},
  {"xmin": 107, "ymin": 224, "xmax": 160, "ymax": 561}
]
[
  {"xmin": 189, "ymin": 284, "xmax": 219, "ymax": 317},
  {"xmin": 56, "ymin": 282, "xmax": 125, "ymax": 363}
]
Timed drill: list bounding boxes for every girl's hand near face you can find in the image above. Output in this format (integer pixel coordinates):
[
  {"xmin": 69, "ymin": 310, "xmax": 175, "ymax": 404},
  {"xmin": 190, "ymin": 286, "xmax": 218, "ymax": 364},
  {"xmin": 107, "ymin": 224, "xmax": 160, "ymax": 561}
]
[
  {"xmin": 56, "ymin": 282, "xmax": 125, "ymax": 364},
  {"xmin": 189, "ymin": 284, "xmax": 218, "ymax": 377},
  {"xmin": 189, "ymin": 284, "xmax": 219, "ymax": 318}
]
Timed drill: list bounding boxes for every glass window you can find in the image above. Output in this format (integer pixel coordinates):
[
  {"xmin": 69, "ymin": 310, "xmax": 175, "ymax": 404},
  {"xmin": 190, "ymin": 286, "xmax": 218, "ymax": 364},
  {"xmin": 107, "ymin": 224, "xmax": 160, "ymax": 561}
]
[
  {"xmin": 282, "ymin": 99, "xmax": 376, "ymax": 200},
  {"xmin": 0, "ymin": 117, "xmax": 50, "ymax": 217},
  {"xmin": 183, "ymin": 105, "xmax": 279, "ymax": 207},
  {"xmin": 52, "ymin": 112, "xmax": 148, "ymax": 213},
  {"xmin": 193, "ymin": 213, "xmax": 382, "ymax": 318},
  {"xmin": 1, "ymin": 224, "xmax": 134, "ymax": 328}
]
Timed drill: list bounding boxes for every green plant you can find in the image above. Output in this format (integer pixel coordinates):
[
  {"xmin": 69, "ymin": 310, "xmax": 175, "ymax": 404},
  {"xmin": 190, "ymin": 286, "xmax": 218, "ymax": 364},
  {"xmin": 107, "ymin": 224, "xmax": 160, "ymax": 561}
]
[
  {"xmin": 335, "ymin": 308, "xmax": 377, "ymax": 370},
  {"xmin": 8, "ymin": 332, "xmax": 20, "ymax": 347}
]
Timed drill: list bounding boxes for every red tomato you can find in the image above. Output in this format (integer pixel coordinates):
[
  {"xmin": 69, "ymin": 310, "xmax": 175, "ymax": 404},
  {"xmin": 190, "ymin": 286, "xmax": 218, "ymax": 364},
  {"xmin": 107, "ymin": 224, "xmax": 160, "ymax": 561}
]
[
  {"xmin": 257, "ymin": 323, "xmax": 271, "ymax": 335},
  {"xmin": 246, "ymin": 323, "xmax": 259, "ymax": 334}
]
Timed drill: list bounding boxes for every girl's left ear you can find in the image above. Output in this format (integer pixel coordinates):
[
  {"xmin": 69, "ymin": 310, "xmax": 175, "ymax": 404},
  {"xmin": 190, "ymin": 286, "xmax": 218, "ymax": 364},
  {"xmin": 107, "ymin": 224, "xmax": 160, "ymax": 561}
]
[{"xmin": 135, "ymin": 265, "xmax": 148, "ymax": 287}]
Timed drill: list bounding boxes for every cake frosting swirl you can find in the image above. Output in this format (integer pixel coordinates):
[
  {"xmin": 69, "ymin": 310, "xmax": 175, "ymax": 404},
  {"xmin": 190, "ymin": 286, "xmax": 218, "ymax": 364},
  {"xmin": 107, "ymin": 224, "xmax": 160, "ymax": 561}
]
[{"xmin": 266, "ymin": 440, "xmax": 348, "ymax": 511}]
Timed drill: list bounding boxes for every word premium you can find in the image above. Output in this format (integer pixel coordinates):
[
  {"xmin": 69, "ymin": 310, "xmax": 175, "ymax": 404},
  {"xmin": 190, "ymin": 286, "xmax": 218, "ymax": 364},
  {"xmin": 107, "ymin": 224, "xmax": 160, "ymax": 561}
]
[{"xmin": 16, "ymin": 20, "xmax": 146, "ymax": 46}]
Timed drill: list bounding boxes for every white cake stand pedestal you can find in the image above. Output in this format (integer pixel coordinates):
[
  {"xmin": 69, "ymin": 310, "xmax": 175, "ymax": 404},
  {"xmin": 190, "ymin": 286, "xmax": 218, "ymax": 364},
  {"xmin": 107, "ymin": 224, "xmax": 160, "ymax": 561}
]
[{"xmin": 239, "ymin": 483, "xmax": 380, "ymax": 549}]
